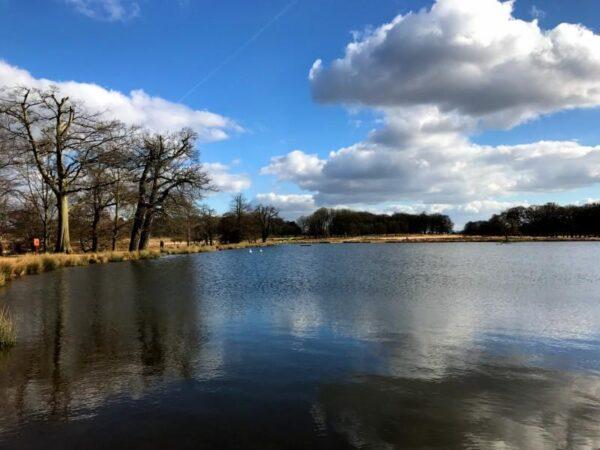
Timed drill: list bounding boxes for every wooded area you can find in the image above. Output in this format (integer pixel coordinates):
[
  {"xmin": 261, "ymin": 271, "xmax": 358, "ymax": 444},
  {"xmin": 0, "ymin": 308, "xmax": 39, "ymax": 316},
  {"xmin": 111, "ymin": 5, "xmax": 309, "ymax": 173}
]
[
  {"xmin": 297, "ymin": 208, "xmax": 454, "ymax": 237},
  {"xmin": 0, "ymin": 87, "xmax": 295, "ymax": 254},
  {"xmin": 463, "ymin": 203, "xmax": 600, "ymax": 237}
]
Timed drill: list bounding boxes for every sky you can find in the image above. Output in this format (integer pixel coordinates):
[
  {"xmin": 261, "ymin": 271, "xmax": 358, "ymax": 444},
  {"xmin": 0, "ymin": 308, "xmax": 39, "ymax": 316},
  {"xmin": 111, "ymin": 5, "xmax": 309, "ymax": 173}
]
[{"xmin": 1, "ymin": 0, "xmax": 599, "ymax": 228}]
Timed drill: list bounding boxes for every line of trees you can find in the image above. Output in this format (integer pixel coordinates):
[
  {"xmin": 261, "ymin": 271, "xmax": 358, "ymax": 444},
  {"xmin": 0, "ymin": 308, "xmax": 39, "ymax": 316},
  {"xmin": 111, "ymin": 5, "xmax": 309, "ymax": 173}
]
[
  {"xmin": 0, "ymin": 87, "xmax": 214, "ymax": 253},
  {"xmin": 0, "ymin": 87, "xmax": 300, "ymax": 254},
  {"xmin": 463, "ymin": 203, "xmax": 600, "ymax": 237},
  {"xmin": 297, "ymin": 208, "xmax": 453, "ymax": 237},
  {"xmin": 152, "ymin": 194, "xmax": 301, "ymax": 245}
]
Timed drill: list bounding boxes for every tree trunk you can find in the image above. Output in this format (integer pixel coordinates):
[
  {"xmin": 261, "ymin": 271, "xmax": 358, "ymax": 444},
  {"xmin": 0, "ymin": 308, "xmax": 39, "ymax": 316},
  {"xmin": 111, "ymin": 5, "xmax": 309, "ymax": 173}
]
[
  {"xmin": 42, "ymin": 202, "xmax": 49, "ymax": 253},
  {"xmin": 186, "ymin": 217, "xmax": 191, "ymax": 246},
  {"xmin": 129, "ymin": 201, "xmax": 146, "ymax": 251},
  {"xmin": 138, "ymin": 209, "xmax": 155, "ymax": 250},
  {"xmin": 55, "ymin": 193, "xmax": 71, "ymax": 253},
  {"xmin": 111, "ymin": 187, "xmax": 120, "ymax": 251},
  {"xmin": 91, "ymin": 210, "xmax": 100, "ymax": 253}
]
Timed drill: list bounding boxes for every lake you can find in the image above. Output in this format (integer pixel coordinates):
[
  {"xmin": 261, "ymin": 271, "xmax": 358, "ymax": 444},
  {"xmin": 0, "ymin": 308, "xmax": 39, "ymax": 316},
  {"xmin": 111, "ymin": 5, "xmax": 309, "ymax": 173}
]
[{"xmin": 0, "ymin": 243, "xmax": 599, "ymax": 449}]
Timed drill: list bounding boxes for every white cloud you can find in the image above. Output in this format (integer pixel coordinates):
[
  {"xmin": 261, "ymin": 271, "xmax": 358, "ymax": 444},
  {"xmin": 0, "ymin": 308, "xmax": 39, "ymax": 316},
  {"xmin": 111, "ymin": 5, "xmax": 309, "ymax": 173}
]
[
  {"xmin": 254, "ymin": 192, "xmax": 316, "ymax": 219},
  {"xmin": 260, "ymin": 150, "xmax": 325, "ymax": 181},
  {"xmin": 261, "ymin": 107, "xmax": 600, "ymax": 206},
  {"xmin": 65, "ymin": 0, "xmax": 140, "ymax": 22},
  {"xmin": 0, "ymin": 60, "xmax": 239, "ymax": 142},
  {"xmin": 261, "ymin": 0, "xmax": 600, "ymax": 224},
  {"xmin": 310, "ymin": 0, "xmax": 600, "ymax": 129},
  {"xmin": 204, "ymin": 162, "xmax": 251, "ymax": 193}
]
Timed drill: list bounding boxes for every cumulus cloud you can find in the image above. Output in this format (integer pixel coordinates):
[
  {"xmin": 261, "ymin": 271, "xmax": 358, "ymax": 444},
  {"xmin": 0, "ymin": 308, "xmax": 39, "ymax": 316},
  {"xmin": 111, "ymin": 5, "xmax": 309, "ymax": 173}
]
[
  {"xmin": 0, "ymin": 60, "xmax": 239, "ymax": 142},
  {"xmin": 260, "ymin": 150, "xmax": 325, "ymax": 181},
  {"xmin": 310, "ymin": 0, "xmax": 600, "ymax": 128},
  {"xmin": 255, "ymin": 193, "xmax": 316, "ymax": 219},
  {"xmin": 65, "ymin": 0, "xmax": 140, "ymax": 21},
  {"xmin": 260, "ymin": 0, "xmax": 600, "ymax": 224},
  {"xmin": 262, "ymin": 106, "xmax": 600, "ymax": 206},
  {"xmin": 204, "ymin": 162, "xmax": 251, "ymax": 193}
]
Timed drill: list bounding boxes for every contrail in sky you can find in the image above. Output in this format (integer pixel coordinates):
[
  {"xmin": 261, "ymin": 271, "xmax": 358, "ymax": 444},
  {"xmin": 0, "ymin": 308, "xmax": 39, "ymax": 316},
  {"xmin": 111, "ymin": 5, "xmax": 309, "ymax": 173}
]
[{"xmin": 178, "ymin": 0, "xmax": 298, "ymax": 102}]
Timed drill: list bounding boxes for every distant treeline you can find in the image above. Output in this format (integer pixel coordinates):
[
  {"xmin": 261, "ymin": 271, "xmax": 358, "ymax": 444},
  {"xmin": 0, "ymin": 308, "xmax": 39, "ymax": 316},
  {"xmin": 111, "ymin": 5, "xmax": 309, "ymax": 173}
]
[
  {"xmin": 463, "ymin": 203, "xmax": 600, "ymax": 237},
  {"xmin": 297, "ymin": 208, "xmax": 453, "ymax": 237},
  {"xmin": 156, "ymin": 203, "xmax": 453, "ymax": 244},
  {"xmin": 154, "ymin": 194, "xmax": 301, "ymax": 245}
]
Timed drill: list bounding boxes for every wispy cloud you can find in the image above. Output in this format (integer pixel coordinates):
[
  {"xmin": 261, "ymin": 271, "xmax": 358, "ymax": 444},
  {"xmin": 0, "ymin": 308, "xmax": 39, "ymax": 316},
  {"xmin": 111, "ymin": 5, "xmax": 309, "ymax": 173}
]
[
  {"xmin": 65, "ymin": 0, "xmax": 141, "ymax": 22},
  {"xmin": 178, "ymin": 0, "xmax": 297, "ymax": 101},
  {"xmin": 530, "ymin": 5, "xmax": 546, "ymax": 20}
]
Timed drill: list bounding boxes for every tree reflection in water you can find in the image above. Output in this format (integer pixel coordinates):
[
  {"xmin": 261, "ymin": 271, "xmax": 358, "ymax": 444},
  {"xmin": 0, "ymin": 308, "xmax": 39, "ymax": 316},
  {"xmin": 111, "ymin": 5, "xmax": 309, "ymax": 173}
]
[{"xmin": 0, "ymin": 257, "xmax": 210, "ymax": 431}]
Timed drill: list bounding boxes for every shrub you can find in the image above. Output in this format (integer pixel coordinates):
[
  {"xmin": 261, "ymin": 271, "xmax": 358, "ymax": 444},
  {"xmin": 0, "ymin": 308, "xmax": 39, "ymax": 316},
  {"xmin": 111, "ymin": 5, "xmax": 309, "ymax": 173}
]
[
  {"xmin": 41, "ymin": 256, "xmax": 60, "ymax": 272},
  {"xmin": 11, "ymin": 261, "xmax": 27, "ymax": 278},
  {"xmin": 0, "ymin": 308, "xmax": 16, "ymax": 349},
  {"xmin": 0, "ymin": 262, "xmax": 13, "ymax": 280},
  {"xmin": 25, "ymin": 259, "xmax": 43, "ymax": 275}
]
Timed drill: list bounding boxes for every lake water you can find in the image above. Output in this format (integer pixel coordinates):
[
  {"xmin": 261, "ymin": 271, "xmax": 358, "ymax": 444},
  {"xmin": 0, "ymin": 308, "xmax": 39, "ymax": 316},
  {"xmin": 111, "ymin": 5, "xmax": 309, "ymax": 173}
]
[{"xmin": 0, "ymin": 243, "xmax": 599, "ymax": 449}]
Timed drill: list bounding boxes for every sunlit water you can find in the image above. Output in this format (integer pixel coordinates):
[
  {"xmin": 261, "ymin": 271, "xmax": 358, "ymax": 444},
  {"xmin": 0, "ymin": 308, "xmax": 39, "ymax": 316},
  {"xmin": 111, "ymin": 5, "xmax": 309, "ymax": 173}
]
[{"xmin": 0, "ymin": 243, "xmax": 599, "ymax": 449}]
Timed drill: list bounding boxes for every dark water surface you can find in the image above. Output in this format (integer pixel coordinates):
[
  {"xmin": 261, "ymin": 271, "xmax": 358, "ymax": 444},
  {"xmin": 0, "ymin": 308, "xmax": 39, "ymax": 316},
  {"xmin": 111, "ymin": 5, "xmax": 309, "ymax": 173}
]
[{"xmin": 0, "ymin": 243, "xmax": 600, "ymax": 449}]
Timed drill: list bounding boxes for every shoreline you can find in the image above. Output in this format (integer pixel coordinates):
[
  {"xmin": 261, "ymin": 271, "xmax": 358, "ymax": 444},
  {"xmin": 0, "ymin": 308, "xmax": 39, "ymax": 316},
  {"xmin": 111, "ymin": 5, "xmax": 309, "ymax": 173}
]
[
  {"xmin": 271, "ymin": 235, "xmax": 600, "ymax": 244},
  {"xmin": 0, "ymin": 234, "xmax": 597, "ymax": 289},
  {"xmin": 0, "ymin": 242, "xmax": 275, "ymax": 289}
]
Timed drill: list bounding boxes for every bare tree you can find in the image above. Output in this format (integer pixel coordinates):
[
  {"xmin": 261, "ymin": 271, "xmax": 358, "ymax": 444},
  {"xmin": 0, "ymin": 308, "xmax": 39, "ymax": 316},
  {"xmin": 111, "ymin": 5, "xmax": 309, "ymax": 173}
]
[
  {"xmin": 198, "ymin": 205, "xmax": 217, "ymax": 246},
  {"xmin": 254, "ymin": 204, "xmax": 280, "ymax": 243},
  {"xmin": 162, "ymin": 191, "xmax": 200, "ymax": 246},
  {"xmin": 85, "ymin": 167, "xmax": 118, "ymax": 252},
  {"xmin": 109, "ymin": 167, "xmax": 132, "ymax": 251},
  {"xmin": 0, "ymin": 87, "xmax": 125, "ymax": 252},
  {"xmin": 17, "ymin": 159, "xmax": 55, "ymax": 252},
  {"xmin": 128, "ymin": 129, "xmax": 212, "ymax": 251},
  {"xmin": 229, "ymin": 193, "xmax": 251, "ymax": 243},
  {"xmin": 305, "ymin": 207, "xmax": 333, "ymax": 237},
  {"xmin": 0, "ymin": 129, "xmax": 17, "ymax": 250}
]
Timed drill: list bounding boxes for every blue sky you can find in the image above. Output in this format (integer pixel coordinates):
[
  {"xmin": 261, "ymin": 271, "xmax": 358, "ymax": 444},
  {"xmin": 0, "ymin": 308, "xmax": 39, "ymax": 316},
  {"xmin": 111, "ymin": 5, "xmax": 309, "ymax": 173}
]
[{"xmin": 1, "ymin": 0, "xmax": 599, "ymax": 227}]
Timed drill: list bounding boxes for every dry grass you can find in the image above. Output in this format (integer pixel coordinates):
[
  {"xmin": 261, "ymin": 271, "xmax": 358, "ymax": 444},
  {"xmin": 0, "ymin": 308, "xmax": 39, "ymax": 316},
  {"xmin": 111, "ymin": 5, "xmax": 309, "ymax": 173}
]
[
  {"xmin": 0, "ymin": 242, "xmax": 239, "ymax": 292},
  {"xmin": 0, "ymin": 250, "xmax": 164, "ymax": 287},
  {"xmin": 0, "ymin": 308, "xmax": 15, "ymax": 350}
]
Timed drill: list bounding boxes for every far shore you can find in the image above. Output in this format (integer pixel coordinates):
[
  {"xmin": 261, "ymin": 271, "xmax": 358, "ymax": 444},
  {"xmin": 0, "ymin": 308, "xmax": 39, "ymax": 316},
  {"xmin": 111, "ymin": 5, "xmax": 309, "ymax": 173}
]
[
  {"xmin": 0, "ymin": 234, "xmax": 597, "ymax": 290},
  {"xmin": 270, "ymin": 234, "xmax": 600, "ymax": 244}
]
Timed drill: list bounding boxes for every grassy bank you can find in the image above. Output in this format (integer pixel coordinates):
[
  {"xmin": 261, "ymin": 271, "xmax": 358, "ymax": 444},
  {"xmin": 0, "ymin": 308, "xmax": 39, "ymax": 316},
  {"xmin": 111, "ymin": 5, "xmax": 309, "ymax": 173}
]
[
  {"xmin": 0, "ymin": 241, "xmax": 278, "ymax": 288},
  {"xmin": 0, "ymin": 249, "xmax": 162, "ymax": 287}
]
